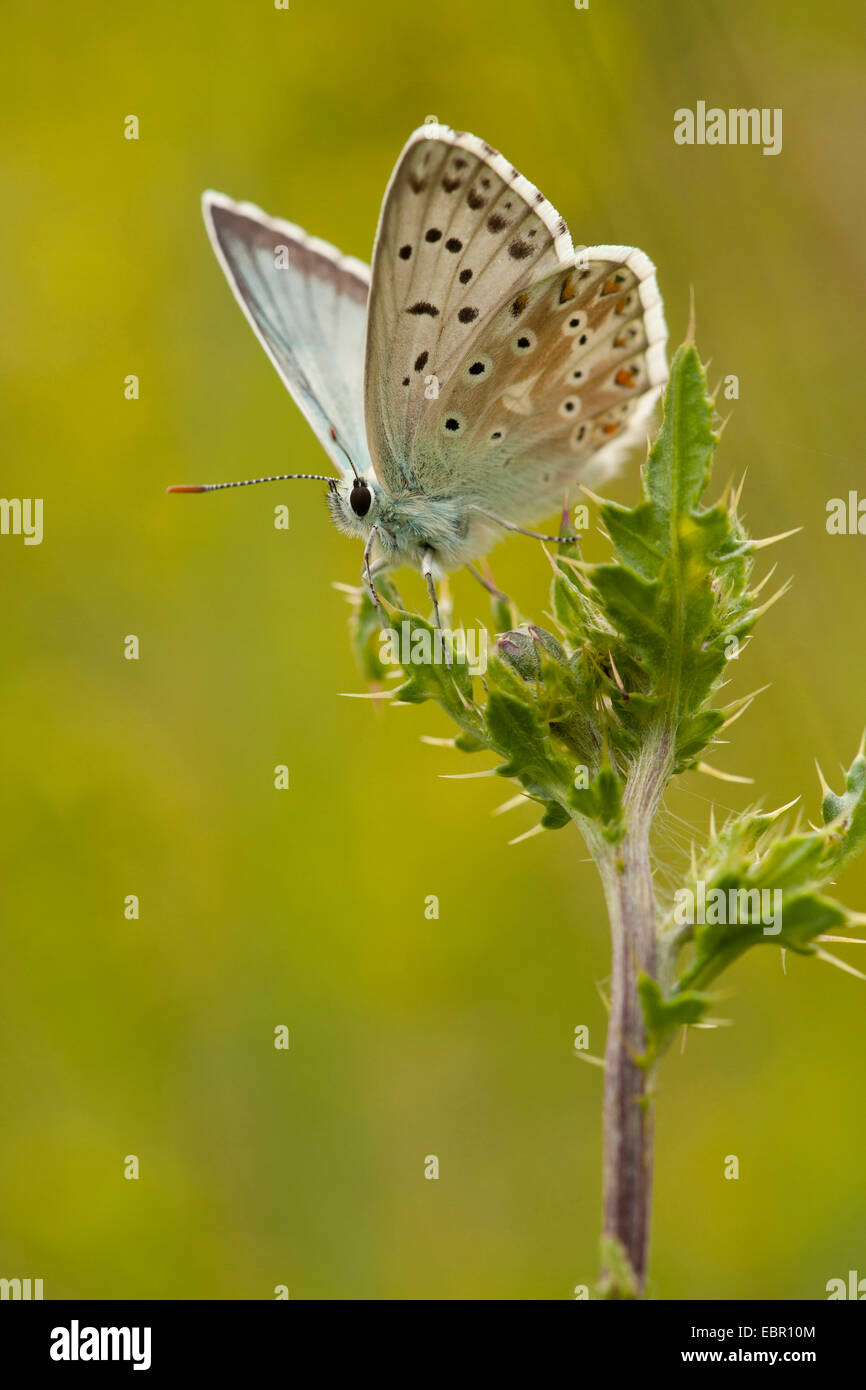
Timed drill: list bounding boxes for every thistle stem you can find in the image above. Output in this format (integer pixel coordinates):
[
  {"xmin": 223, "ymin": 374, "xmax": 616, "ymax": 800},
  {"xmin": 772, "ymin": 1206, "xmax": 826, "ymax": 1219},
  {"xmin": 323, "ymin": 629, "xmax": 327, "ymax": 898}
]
[
  {"xmin": 596, "ymin": 825, "xmax": 656, "ymax": 1294},
  {"xmin": 588, "ymin": 733, "xmax": 670, "ymax": 1296}
]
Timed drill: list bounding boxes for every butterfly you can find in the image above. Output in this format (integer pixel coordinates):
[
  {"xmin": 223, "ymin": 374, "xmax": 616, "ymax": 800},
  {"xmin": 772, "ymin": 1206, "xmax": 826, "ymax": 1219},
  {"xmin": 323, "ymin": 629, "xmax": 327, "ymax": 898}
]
[{"xmin": 171, "ymin": 121, "xmax": 668, "ymax": 623}]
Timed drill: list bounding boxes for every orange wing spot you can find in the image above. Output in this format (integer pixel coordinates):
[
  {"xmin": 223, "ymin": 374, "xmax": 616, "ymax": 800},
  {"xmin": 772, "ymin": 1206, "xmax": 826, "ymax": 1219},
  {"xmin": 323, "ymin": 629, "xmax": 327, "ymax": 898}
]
[
  {"xmin": 615, "ymin": 295, "xmax": 631, "ymax": 315},
  {"xmin": 601, "ymin": 272, "xmax": 627, "ymax": 297},
  {"xmin": 615, "ymin": 366, "xmax": 638, "ymax": 388},
  {"xmin": 602, "ymin": 421, "xmax": 620, "ymax": 436},
  {"xmin": 559, "ymin": 271, "xmax": 577, "ymax": 304},
  {"xmin": 613, "ymin": 334, "xmax": 627, "ymax": 349}
]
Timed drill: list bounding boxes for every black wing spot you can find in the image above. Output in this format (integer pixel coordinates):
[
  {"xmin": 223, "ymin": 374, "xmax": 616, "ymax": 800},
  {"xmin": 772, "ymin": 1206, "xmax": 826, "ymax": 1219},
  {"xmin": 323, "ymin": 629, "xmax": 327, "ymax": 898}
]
[
  {"xmin": 487, "ymin": 213, "xmax": 507, "ymax": 233},
  {"xmin": 445, "ymin": 237, "xmax": 462, "ymax": 253},
  {"xmin": 510, "ymin": 329, "xmax": 537, "ymax": 355},
  {"xmin": 459, "ymin": 268, "xmax": 473, "ymax": 284},
  {"xmin": 458, "ymin": 307, "xmax": 479, "ymax": 323},
  {"xmin": 425, "ymin": 228, "xmax": 442, "ymax": 242},
  {"xmin": 414, "ymin": 351, "xmax": 428, "ymax": 372},
  {"xmin": 399, "ymin": 244, "xmax": 412, "ymax": 260},
  {"xmin": 467, "ymin": 189, "xmax": 486, "ymax": 209},
  {"xmin": 509, "ymin": 239, "xmax": 532, "ymax": 259},
  {"xmin": 407, "ymin": 301, "xmax": 440, "ymax": 316}
]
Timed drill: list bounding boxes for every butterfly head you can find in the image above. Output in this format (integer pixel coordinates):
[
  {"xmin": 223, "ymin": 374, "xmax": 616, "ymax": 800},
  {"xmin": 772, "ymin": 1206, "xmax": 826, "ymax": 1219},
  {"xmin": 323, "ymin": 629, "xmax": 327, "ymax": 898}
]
[
  {"xmin": 322, "ymin": 425, "xmax": 384, "ymax": 538},
  {"xmin": 325, "ymin": 473, "xmax": 380, "ymax": 539}
]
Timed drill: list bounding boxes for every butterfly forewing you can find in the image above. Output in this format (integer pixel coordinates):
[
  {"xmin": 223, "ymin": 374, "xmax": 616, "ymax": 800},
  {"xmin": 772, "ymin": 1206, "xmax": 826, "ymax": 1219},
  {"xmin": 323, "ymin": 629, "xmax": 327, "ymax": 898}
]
[
  {"xmin": 203, "ymin": 192, "xmax": 373, "ymax": 480},
  {"xmin": 363, "ymin": 124, "xmax": 575, "ymax": 493},
  {"xmin": 363, "ymin": 126, "xmax": 667, "ymax": 520}
]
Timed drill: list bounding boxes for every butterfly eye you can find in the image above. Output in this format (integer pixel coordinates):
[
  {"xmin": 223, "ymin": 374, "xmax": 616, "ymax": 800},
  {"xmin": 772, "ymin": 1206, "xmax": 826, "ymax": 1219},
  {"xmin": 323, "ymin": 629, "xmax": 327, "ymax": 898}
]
[
  {"xmin": 349, "ymin": 481, "xmax": 372, "ymax": 517},
  {"xmin": 511, "ymin": 329, "xmax": 537, "ymax": 355}
]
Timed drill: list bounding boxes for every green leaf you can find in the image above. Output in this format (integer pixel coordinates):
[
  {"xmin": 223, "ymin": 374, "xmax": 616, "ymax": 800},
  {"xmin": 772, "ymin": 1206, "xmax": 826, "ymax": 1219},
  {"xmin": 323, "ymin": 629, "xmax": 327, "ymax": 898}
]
[
  {"xmin": 821, "ymin": 745, "xmax": 866, "ymax": 875},
  {"xmin": 638, "ymin": 974, "xmax": 711, "ymax": 1063},
  {"xmin": 484, "ymin": 691, "xmax": 569, "ymax": 790},
  {"xmin": 586, "ymin": 346, "xmax": 759, "ymax": 749},
  {"xmin": 540, "ymin": 801, "xmax": 571, "ymax": 830}
]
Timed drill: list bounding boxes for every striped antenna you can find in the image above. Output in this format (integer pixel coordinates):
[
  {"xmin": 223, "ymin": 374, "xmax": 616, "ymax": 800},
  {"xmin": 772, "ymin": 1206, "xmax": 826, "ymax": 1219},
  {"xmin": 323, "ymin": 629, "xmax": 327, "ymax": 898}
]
[
  {"xmin": 167, "ymin": 427, "xmax": 357, "ymax": 494},
  {"xmin": 167, "ymin": 472, "xmax": 335, "ymax": 494}
]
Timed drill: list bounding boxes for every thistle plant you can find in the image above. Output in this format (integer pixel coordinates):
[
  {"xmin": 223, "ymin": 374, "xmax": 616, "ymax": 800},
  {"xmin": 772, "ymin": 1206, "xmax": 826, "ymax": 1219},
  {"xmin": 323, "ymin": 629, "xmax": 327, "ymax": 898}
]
[{"xmin": 347, "ymin": 340, "xmax": 866, "ymax": 1298}]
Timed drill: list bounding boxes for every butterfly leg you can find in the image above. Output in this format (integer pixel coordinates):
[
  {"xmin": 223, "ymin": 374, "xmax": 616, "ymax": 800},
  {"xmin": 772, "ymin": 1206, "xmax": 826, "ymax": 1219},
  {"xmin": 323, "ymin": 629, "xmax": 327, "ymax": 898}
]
[
  {"xmin": 465, "ymin": 562, "xmax": 509, "ymax": 604},
  {"xmin": 362, "ymin": 525, "xmax": 384, "ymax": 618},
  {"xmin": 421, "ymin": 546, "xmax": 451, "ymax": 670},
  {"xmin": 470, "ymin": 506, "xmax": 579, "ymax": 545}
]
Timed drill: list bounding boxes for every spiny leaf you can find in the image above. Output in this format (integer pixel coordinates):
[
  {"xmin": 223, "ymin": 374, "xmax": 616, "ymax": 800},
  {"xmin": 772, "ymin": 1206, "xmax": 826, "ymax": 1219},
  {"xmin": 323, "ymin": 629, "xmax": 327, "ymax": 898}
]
[
  {"xmin": 821, "ymin": 744, "xmax": 866, "ymax": 875},
  {"xmin": 638, "ymin": 973, "xmax": 711, "ymax": 1063}
]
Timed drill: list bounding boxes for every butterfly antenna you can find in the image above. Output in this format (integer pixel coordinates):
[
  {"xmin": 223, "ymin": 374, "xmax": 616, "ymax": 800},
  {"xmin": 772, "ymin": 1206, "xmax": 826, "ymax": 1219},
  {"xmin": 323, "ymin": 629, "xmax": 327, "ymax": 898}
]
[
  {"xmin": 168, "ymin": 426, "xmax": 359, "ymax": 493},
  {"xmin": 167, "ymin": 472, "xmax": 336, "ymax": 494},
  {"xmin": 328, "ymin": 425, "xmax": 360, "ymax": 481}
]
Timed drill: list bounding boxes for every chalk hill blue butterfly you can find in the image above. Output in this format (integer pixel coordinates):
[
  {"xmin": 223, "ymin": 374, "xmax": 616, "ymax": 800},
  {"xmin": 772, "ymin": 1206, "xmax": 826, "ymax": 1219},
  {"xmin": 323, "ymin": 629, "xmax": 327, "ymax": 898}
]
[{"xmin": 172, "ymin": 122, "xmax": 668, "ymax": 616}]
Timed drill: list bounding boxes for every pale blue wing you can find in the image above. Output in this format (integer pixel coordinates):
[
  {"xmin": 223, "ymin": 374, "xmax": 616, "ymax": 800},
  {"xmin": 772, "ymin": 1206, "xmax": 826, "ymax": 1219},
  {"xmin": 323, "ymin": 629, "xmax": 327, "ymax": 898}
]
[{"xmin": 203, "ymin": 191, "xmax": 373, "ymax": 480}]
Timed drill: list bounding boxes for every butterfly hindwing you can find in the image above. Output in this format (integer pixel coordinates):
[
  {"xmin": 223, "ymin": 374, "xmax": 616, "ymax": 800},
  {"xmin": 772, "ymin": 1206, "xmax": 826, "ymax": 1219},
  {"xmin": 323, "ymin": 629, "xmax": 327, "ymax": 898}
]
[
  {"xmin": 413, "ymin": 247, "xmax": 668, "ymax": 523},
  {"xmin": 203, "ymin": 192, "xmax": 373, "ymax": 480}
]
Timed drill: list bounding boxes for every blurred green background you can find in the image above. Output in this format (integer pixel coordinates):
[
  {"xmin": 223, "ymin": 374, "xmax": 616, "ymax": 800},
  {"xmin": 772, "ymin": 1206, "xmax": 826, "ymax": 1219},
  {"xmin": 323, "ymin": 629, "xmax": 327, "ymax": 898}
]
[{"xmin": 2, "ymin": 0, "xmax": 864, "ymax": 1300}]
